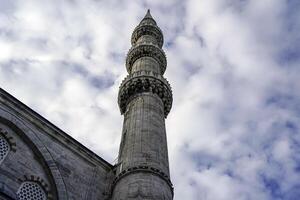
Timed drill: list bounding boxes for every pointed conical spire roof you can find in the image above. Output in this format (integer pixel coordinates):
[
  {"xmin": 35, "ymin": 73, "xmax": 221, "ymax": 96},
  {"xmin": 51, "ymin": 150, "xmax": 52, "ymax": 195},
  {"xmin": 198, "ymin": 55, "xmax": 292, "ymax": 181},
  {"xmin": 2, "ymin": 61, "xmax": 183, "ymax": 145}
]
[
  {"xmin": 144, "ymin": 9, "xmax": 153, "ymax": 19},
  {"xmin": 140, "ymin": 9, "xmax": 156, "ymax": 25},
  {"xmin": 131, "ymin": 9, "xmax": 164, "ymax": 47}
]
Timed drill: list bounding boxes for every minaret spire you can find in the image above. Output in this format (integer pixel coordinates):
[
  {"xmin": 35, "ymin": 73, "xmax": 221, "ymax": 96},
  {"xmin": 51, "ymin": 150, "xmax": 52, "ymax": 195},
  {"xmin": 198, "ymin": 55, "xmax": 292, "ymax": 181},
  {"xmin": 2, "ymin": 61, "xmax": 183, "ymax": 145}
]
[
  {"xmin": 145, "ymin": 9, "xmax": 152, "ymax": 18},
  {"xmin": 111, "ymin": 10, "xmax": 173, "ymax": 199},
  {"xmin": 139, "ymin": 9, "xmax": 157, "ymax": 26}
]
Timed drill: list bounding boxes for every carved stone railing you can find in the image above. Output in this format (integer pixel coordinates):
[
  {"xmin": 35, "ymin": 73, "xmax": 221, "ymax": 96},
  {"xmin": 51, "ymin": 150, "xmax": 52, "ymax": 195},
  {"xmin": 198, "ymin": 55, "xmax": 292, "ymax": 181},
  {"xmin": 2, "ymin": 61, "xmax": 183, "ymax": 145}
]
[
  {"xmin": 126, "ymin": 44, "xmax": 167, "ymax": 75},
  {"xmin": 118, "ymin": 70, "xmax": 172, "ymax": 118},
  {"xmin": 131, "ymin": 24, "xmax": 164, "ymax": 47}
]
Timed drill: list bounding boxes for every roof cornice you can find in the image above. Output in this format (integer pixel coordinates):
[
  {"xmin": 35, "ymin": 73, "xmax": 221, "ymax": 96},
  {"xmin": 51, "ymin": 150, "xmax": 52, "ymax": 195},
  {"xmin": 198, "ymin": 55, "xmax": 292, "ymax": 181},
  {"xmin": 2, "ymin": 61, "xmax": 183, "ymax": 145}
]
[{"xmin": 0, "ymin": 87, "xmax": 113, "ymax": 170}]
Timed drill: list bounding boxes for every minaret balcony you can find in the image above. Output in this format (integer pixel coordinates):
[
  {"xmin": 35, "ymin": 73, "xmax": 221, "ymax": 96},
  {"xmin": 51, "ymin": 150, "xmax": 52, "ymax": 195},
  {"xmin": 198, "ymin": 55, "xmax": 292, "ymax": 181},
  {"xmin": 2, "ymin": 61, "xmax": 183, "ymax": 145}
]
[
  {"xmin": 131, "ymin": 24, "xmax": 164, "ymax": 47},
  {"xmin": 126, "ymin": 43, "xmax": 167, "ymax": 75},
  {"xmin": 118, "ymin": 70, "xmax": 172, "ymax": 118}
]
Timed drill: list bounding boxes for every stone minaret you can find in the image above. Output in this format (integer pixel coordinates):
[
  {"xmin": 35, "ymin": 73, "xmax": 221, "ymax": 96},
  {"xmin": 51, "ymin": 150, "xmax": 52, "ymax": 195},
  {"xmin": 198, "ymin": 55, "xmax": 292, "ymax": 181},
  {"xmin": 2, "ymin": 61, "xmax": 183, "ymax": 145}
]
[{"xmin": 111, "ymin": 10, "xmax": 173, "ymax": 200}]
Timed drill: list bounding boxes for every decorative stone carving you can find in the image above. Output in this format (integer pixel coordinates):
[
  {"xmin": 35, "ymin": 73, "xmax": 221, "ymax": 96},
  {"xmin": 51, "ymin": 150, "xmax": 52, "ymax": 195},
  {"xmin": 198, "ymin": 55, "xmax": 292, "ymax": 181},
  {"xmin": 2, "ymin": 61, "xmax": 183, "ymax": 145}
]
[
  {"xmin": 118, "ymin": 70, "xmax": 172, "ymax": 118},
  {"xmin": 0, "ymin": 127, "xmax": 16, "ymax": 152},
  {"xmin": 0, "ymin": 135, "xmax": 10, "ymax": 164},
  {"xmin": 131, "ymin": 24, "xmax": 164, "ymax": 47},
  {"xmin": 126, "ymin": 44, "xmax": 167, "ymax": 75}
]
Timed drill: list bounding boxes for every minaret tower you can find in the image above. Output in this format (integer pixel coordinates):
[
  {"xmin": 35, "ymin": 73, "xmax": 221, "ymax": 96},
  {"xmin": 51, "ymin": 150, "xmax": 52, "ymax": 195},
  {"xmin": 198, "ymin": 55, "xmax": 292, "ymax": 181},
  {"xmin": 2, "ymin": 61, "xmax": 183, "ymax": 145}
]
[{"xmin": 111, "ymin": 10, "xmax": 173, "ymax": 199}]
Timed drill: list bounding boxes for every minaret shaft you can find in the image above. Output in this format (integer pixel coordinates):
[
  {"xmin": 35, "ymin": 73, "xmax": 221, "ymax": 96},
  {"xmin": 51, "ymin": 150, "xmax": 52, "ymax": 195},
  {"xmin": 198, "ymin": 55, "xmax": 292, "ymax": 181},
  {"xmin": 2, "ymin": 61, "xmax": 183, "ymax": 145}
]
[
  {"xmin": 131, "ymin": 57, "xmax": 160, "ymax": 74},
  {"xmin": 119, "ymin": 93, "xmax": 169, "ymax": 174},
  {"xmin": 112, "ymin": 10, "xmax": 173, "ymax": 200}
]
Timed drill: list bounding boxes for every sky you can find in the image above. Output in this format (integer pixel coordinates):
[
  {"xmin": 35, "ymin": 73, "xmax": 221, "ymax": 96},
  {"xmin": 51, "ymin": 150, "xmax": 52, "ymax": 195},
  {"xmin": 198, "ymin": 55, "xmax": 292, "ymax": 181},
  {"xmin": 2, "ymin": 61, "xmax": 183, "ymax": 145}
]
[{"xmin": 0, "ymin": 0, "xmax": 300, "ymax": 199}]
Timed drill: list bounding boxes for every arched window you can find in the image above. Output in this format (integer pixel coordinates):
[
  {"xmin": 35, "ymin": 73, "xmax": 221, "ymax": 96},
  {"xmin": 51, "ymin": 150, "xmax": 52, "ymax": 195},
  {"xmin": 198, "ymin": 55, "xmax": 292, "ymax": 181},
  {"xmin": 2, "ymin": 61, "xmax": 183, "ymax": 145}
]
[
  {"xmin": 17, "ymin": 181, "xmax": 46, "ymax": 200},
  {"xmin": 0, "ymin": 135, "xmax": 10, "ymax": 164}
]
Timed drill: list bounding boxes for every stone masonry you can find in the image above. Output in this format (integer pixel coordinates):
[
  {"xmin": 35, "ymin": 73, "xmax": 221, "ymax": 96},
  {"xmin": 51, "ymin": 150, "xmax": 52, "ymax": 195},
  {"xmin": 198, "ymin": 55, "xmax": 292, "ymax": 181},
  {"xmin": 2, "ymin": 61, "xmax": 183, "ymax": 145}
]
[{"xmin": 112, "ymin": 10, "xmax": 173, "ymax": 200}]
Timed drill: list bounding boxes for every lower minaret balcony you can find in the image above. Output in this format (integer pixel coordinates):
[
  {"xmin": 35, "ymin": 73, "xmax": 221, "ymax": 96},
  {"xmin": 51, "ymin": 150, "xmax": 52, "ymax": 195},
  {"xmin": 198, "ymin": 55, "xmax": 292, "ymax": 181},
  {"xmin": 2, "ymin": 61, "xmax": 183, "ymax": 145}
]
[{"xmin": 118, "ymin": 70, "xmax": 172, "ymax": 118}]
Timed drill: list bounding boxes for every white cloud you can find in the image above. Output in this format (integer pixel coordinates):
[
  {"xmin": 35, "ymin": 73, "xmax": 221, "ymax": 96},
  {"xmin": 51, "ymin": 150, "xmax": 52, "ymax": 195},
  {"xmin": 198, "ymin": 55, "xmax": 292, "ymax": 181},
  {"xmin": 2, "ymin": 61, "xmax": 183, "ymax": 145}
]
[{"xmin": 1, "ymin": 0, "xmax": 300, "ymax": 199}]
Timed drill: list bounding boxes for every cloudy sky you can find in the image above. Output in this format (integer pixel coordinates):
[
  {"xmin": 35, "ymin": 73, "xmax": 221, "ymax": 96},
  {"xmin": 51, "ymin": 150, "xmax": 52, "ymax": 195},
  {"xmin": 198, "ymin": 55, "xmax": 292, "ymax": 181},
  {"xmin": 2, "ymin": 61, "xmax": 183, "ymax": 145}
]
[{"xmin": 1, "ymin": 0, "xmax": 300, "ymax": 199}]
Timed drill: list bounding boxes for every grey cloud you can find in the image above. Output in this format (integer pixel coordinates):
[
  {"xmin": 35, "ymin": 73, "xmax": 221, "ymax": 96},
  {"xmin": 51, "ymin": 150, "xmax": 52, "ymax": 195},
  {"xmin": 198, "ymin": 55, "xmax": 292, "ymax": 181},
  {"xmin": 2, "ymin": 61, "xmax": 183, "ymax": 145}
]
[
  {"xmin": 1, "ymin": 0, "xmax": 300, "ymax": 199},
  {"xmin": 0, "ymin": 0, "xmax": 15, "ymax": 14}
]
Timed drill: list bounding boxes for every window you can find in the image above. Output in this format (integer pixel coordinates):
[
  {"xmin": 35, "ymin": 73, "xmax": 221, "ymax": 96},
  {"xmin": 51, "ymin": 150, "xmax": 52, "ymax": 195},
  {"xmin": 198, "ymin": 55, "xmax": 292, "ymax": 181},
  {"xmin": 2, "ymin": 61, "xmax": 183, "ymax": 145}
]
[
  {"xmin": 0, "ymin": 135, "xmax": 10, "ymax": 164},
  {"xmin": 17, "ymin": 181, "xmax": 46, "ymax": 200}
]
